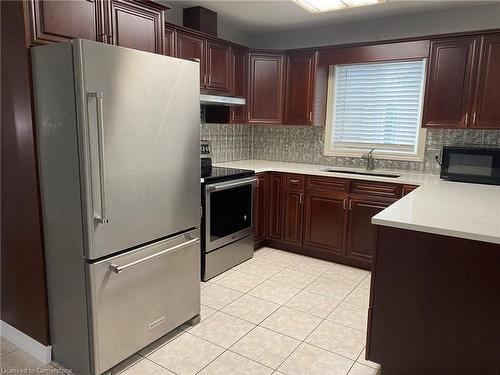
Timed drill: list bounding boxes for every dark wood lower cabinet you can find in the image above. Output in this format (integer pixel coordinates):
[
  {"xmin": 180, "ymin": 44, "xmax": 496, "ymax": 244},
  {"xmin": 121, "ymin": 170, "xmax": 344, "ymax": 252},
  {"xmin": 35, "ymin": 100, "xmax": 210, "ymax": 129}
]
[
  {"xmin": 256, "ymin": 172, "xmax": 406, "ymax": 269},
  {"xmin": 346, "ymin": 196, "xmax": 394, "ymax": 263},
  {"xmin": 282, "ymin": 189, "xmax": 304, "ymax": 246},
  {"xmin": 402, "ymin": 184, "xmax": 418, "ymax": 196},
  {"xmin": 268, "ymin": 173, "xmax": 283, "ymax": 240},
  {"xmin": 303, "ymin": 191, "xmax": 346, "ymax": 254},
  {"xmin": 254, "ymin": 173, "xmax": 269, "ymax": 244},
  {"xmin": 368, "ymin": 226, "xmax": 500, "ymax": 373}
]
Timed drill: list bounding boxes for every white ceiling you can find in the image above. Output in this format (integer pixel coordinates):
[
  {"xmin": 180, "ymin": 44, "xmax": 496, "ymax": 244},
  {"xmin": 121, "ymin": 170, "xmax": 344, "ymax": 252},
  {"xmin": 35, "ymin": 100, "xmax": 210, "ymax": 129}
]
[{"xmin": 163, "ymin": 0, "xmax": 494, "ymax": 34}]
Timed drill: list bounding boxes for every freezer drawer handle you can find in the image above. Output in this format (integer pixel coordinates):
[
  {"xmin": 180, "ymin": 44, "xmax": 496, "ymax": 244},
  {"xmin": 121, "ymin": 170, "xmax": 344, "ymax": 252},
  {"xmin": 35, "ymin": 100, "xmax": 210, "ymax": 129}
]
[
  {"xmin": 108, "ymin": 237, "xmax": 200, "ymax": 274},
  {"xmin": 88, "ymin": 91, "xmax": 109, "ymax": 224}
]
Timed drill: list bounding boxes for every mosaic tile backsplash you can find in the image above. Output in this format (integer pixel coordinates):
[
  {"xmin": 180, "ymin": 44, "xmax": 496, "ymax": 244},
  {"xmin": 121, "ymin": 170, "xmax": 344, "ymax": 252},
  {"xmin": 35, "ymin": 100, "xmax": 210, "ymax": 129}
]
[{"xmin": 201, "ymin": 123, "xmax": 500, "ymax": 174}]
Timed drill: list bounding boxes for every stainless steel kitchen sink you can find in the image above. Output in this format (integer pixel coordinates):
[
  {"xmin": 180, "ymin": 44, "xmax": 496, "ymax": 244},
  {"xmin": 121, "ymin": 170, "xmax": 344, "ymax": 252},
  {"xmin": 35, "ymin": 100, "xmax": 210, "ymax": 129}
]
[{"xmin": 323, "ymin": 169, "xmax": 401, "ymax": 178}]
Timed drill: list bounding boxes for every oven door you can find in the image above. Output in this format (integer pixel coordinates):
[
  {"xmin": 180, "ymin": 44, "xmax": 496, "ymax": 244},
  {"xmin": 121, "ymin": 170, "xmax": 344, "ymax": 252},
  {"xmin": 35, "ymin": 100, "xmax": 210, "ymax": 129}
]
[{"xmin": 204, "ymin": 177, "xmax": 256, "ymax": 252}]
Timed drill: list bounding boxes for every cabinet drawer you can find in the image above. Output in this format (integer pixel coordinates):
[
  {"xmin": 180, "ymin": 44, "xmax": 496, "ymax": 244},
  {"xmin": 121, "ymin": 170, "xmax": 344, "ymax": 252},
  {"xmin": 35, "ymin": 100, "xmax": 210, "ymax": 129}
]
[
  {"xmin": 402, "ymin": 184, "xmax": 418, "ymax": 196},
  {"xmin": 305, "ymin": 175, "xmax": 348, "ymax": 192},
  {"xmin": 350, "ymin": 180, "xmax": 402, "ymax": 198},
  {"xmin": 284, "ymin": 174, "xmax": 305, "ymax": 189}
]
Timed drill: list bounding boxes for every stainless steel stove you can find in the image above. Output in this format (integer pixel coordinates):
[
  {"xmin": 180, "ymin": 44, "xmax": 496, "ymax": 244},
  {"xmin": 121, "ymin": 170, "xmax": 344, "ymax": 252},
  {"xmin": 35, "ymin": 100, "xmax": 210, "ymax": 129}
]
[{"xmin": 200, "ymin": 140, "xmax": 256, "ymax": 281}]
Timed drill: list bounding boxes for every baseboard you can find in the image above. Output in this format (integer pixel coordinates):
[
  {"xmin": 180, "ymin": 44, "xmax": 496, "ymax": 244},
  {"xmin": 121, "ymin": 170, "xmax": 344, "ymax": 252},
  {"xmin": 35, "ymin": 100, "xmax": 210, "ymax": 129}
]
[{"xmin": 0, "ymin": 320, "xmax": 52, "ymax": 364}]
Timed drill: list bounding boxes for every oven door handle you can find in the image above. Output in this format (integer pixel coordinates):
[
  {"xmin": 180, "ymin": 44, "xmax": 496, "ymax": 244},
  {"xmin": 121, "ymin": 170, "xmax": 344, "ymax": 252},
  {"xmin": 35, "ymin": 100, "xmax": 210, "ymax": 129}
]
[{"xmin": 206, "ymin": 177, "xmax": 257, "ymax": 192}]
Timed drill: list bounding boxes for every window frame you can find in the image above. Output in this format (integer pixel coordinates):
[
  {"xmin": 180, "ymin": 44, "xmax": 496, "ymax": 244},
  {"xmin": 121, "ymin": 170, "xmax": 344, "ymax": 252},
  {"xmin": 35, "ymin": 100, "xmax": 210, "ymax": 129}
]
[{"xmin": 324, "ymin": 59, "xmax": 428, "ymax": 162}]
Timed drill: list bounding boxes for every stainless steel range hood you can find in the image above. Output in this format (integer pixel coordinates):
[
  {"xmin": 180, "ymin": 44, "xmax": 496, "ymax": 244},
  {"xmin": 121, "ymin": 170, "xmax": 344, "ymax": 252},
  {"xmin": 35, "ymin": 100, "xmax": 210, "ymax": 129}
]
[{"xmin": 200, "ymin": 93, "xmax": 246, "ymax": 106}]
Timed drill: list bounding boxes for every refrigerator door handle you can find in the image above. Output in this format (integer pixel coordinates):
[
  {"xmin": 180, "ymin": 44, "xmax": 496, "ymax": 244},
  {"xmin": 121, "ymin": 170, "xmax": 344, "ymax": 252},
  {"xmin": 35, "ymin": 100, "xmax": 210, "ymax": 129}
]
[
  {"xmin": 88, "ymin": 91, "xmax": 109, "ymax": 224},
  {"xmin": 108, "ymin": 237, "xmax": 200, "ymax": 274}
]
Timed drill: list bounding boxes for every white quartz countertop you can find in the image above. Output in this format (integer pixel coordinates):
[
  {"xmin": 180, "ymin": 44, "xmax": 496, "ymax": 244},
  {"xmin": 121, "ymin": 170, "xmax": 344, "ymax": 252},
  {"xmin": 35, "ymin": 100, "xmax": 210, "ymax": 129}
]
[
  {"xmin": 215, "ymin": 159, "xmax": 438, "ymax": 185},
  {"xmin": 215, "ymin": 160, "xmax": 500, "ymax": 245}
]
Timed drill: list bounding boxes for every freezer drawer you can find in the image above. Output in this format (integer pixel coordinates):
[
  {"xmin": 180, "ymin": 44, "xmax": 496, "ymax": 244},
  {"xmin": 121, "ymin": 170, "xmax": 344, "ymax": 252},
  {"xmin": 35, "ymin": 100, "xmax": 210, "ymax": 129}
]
[{"xmin": 86, "ymin": 229, "xmax": 200, "ymax": 374}]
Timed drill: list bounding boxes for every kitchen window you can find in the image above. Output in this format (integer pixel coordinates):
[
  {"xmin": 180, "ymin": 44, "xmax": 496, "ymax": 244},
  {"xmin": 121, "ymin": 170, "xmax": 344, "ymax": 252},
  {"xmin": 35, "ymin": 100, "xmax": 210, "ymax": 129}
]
[{"xmin": 324, "ymin": 59, "xmax": 427, "ymax": 161}]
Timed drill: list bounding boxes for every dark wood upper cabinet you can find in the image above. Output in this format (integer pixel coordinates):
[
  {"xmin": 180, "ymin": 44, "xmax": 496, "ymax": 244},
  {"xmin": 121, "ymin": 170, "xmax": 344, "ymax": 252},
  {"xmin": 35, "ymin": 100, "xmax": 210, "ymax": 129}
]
[
  {"xmin": 268, "ymin": 173, "xmax": 283, "ymax": 241},
  {"xmin": 205, "ymin": 40, "xmax": 231, "ymax": 92},
  {"xmin": 28, "ymin": 0, "xmax": 103, "ymax": 45},
  {"xmin": 107, "ymin": 0, "xmax": 165, "ymax": 54},
  {"xmin": 176, "ymin": 31, "xmax": 206, "ymax": 86},
  {"xmin": 423, "ymin": 36, "xmax": 478, "ymax": 128},
  {"xmin": 230, "ymin": 46, "xmax": 247, "ymax": 124},
  {"xmin": 164, "ymin": 26, "xmax": 176, "ymax": 57},
  {"xmin": 254, "ymin": 173, "xmax": 270, "ymax": 243},
  {"xmin": 175, "ymin": 29, "xmax": 233, "ymax": 93},
  {"xmin": 248, "ymin": 52, "xmax": 285, "ymax": 124},
  {"xmin": 303, "ymin": 191, "xmax": 346, "ymax": 254},
  {"xmin": 472, "ymin": 33, "xmax": 500, "ymax": 129},
  {"xmin": 346, "ymin": 197, "xmax": 393, "ymax": 263},
  {"xmin": 284, "ymin": 52, "xmax": 315, "ymax": 125}
]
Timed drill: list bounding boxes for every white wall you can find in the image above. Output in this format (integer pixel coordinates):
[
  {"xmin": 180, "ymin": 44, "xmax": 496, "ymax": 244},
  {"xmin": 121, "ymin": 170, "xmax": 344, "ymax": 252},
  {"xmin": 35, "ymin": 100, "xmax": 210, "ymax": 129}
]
[{"xmin": 251, "ymin": 4, "xmax": 500, "ymax": 50}]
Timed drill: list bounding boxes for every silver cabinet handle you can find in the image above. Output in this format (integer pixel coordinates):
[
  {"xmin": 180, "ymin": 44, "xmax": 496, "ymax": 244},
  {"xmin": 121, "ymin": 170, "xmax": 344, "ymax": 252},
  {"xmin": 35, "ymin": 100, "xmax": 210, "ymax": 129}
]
[
  {"xmin": 289, "ymin": 178, "xmax": 301, "ymax": 184},
  {"xmin": 299, "ymin": 192, "xmax": 303, "ymax": 204},
  {"xmin": 109, "ymin": 237, "xmax": 199, "ymax": 274},
  {"xmin": 343, "ymin": 198, "xmax": 347, "ymax": 210},
  {"xmin": 88, "ymin": 91, "xmax": 109, "ymax": 224}
]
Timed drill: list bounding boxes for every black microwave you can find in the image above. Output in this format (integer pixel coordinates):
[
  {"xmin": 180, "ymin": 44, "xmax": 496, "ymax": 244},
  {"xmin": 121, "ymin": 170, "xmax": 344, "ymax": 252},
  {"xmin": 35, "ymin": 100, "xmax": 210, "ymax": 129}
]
[{"xmin": 440, "ymin": 147, "xmax": 500, "ymax": 185}]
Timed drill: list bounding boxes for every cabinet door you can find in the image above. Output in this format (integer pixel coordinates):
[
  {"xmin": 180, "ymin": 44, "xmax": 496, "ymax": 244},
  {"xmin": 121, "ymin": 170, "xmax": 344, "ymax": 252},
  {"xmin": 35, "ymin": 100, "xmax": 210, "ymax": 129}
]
[
  {"xmin": 176, "ymin": 31, "xmax": 206, "ymax": 87},
  {"xmin": 108, "ymin": 0, "xmax": 164, "ymax": 54},
  {"xmin": 283, "ymin": 189, "xmax": 304, "ymax": 246},
  {"xmin": 248, "ymin": 53, "xmax": 285, "ymax": 124},
  {"xmin": 268, "ymin": 173, "xmax": 283, "ymax": 240},
  {"xmin": 423, "ymin": 37, "xmax": 478, "ymax": 128},
  {"xmin": 230, "ymin": 46, "xmax": 247, "ymax": 124},
  {"xmin": 206, "ymin": 40, "xmax": 231, "ymax": 92},
  {"xmin": 28, "ymin": 0, "xmax": 103, "ymax": 45},
  {"xmin": 346, "ymin": 197, "xmax": 393, "ymax": 262},
  {"xmin": 303, "ymin": 191, "xmax": 347, "ymax": 254},
  {"xmin": 164, "ymin": 26, "xmax": 176, "ymax": 57},
  {"xmin": 472, "ymin": 33, "xmax": 500, "ymax": 129},
  {"xmin": 284, "ymin": 52, "xmax": 315, "ymax": 125},
  {"xmin": 254, "ymin": 173, "xmax": 270, "ymax": 243}
]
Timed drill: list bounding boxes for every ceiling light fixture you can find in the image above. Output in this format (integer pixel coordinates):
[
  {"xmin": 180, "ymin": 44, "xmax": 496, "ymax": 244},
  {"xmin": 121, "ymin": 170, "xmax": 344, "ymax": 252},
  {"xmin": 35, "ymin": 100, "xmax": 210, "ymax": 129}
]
[{"xmin": 293, "ymin": 0, "xmax": 384, "ymax": 13}]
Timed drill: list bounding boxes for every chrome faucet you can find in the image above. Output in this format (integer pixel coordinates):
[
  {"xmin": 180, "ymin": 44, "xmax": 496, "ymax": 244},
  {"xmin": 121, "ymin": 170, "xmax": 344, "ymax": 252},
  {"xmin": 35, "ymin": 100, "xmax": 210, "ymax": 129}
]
[{"xmin": 362, "ymin": 148, "xmax": 376, "ymax": 170}]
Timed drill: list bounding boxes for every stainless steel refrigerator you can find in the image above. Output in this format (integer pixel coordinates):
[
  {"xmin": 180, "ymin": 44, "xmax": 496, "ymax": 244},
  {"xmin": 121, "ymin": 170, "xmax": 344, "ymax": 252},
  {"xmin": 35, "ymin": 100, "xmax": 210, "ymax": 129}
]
[{"xmin": 31, "ymin": 39, "xmax": 201, "ymax": 375}]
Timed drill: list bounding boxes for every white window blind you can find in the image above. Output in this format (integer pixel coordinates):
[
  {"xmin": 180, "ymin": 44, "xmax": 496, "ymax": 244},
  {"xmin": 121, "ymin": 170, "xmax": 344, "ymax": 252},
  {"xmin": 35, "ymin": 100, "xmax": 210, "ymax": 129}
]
[{"xmin": 329, "ymin": 59, "xmax": 426, "ymax": 156}]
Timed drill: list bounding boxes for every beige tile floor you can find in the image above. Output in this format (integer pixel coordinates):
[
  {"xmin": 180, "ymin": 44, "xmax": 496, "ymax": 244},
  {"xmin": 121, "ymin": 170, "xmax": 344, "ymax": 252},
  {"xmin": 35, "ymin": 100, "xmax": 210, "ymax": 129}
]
[{"xmin": 0, "ymin": 247, "xmax": 381, "ymax": 375}]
